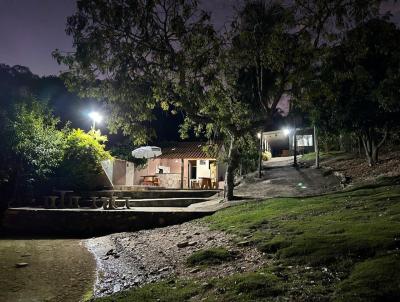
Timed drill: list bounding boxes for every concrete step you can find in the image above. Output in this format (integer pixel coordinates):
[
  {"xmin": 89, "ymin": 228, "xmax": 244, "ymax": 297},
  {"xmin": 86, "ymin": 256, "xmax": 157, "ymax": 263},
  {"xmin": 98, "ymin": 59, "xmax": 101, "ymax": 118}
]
[
  {"xmin": 120, "ymin": 197, "xmax": 208, "ymax": 207},
  {"xmin": 85, "ymin": 189, "xmax": 220, "ymax": 199}
]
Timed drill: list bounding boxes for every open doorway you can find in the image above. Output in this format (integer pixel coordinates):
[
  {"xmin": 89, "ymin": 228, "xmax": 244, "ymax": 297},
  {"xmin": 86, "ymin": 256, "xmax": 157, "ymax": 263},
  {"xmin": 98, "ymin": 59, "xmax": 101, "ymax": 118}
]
[{"xmin": 188, "ymin": 160, "xmax": 197, "ymax": 188}]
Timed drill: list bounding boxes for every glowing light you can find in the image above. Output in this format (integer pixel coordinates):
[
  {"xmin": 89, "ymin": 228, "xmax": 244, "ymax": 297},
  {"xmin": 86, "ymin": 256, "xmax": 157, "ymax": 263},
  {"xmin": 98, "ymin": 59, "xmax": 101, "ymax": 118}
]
[
  {"xmin": 89, "ymin": 111, "xmax": 103, "ymax": 124},
  {"xmin": 283, "ymin": 128, "xmax": 291, "ymax": 136},
  {"xmin": 257, "ymin": 132, "xmax": 262, "ymax": 139}
]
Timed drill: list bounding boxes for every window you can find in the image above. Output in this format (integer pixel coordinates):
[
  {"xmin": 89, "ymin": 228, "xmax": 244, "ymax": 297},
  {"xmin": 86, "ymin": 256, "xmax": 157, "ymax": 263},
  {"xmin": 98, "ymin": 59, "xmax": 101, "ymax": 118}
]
[{"xmin": 297, "ymin": 135, "xmax": 313, "ymax": 147}]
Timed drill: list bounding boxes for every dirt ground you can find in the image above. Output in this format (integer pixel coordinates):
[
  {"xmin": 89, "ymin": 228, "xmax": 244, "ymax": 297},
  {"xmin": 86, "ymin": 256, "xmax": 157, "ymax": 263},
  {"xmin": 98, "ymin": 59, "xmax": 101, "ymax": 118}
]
[
  {"xmin": 318, "ymin": 151, "xmax": 400, "ymax": 184},
  {"xmin": 86, "ymin": 221, "xmax": 266, "ymax": 297}
]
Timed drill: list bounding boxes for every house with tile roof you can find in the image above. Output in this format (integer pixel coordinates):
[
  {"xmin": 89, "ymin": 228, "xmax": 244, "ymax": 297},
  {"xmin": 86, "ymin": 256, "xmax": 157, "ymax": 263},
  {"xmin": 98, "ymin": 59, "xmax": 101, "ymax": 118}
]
[{"xmin": 134, "ymin": 142, "xmax": 226, "ymax": 189}]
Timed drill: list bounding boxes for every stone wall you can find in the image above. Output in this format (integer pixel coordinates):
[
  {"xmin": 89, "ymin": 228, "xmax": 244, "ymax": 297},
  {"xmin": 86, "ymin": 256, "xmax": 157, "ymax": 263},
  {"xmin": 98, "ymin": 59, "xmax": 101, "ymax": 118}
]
[{"xmin": 1, "ymin": 208, "xmax": 214, "ymax": 237}]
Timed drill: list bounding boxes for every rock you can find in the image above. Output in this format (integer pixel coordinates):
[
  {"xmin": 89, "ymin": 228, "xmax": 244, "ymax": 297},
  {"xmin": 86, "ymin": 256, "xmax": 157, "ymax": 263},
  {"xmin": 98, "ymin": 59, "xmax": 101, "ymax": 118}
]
[
  {"xmin": 177, "ymin": 241, "xmax": 189, "ymax": 248},
  {"xmin": 101, "ymin": 256, "xmax": 109, "ymax": 260},
  {"xmin": 106, "ymin": 249, "xmax": 115, "ymax": 256},
  {"xmin": 194, "ymin": 232, "xmax": 201, "ymax": 235},
  {"xmin": 113, "ymin": 254, "xmax": 120, "ymax": 258},
  {"xmin": 207, "ymin": 236, "xmax": 214, "ymax": 241},
  {"xmin": 158, "ymin": 266, "xmax": 169, "ymax": 272},
  {"xmin": 188, "ymin": 241, "xmax": 197, "ymax": 247},
  {"xmin": 237, "ymin": 241, "xmax": 251, "ymax": 247},
  {"xmin": 186, "ymin": 235, "xmax": 193, "ymax": 239},
  {"xmin": 21, "ymin": 254, "xmax": 31, "ymax": 257},
  {"xmin": 202, "ymin": 282, "xmax": 213, "ymax": 289},
  {"xmin": 190, "ymin": 268, "xmax": 200, "ymax": 273},
  {"xmin": 113, "ymin": 284, "xmax": 121, "ymax": 293},
  {"xmin": 15, "ymin": 262, "xmax": 29, "ymax": 268}
]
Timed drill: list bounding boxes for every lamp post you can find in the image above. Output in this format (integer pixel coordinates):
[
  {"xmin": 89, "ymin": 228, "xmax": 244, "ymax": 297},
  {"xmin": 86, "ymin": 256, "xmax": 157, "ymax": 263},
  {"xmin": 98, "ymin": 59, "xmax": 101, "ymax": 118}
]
[
  {"xmin": 257, "ymin": 132, "xmax": 262, "ymax": 178},
  {"xmin": 88, "ymin": 111, "xmax": 103, "ymax": 130}
]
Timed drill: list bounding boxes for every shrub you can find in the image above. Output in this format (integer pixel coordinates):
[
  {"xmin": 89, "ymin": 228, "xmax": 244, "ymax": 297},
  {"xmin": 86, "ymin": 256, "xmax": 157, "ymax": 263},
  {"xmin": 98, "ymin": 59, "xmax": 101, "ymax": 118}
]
[
  {"xmin": 262, "ymin": 151, "xmax": 272, "ymax": 161},
  {"xmin": 57, "ymin": 129, "xmax": 112, "ymax": 190}
]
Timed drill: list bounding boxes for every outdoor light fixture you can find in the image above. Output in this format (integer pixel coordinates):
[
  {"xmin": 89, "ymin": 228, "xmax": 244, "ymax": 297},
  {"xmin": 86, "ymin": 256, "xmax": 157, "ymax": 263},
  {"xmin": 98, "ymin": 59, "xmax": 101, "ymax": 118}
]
[
  {"xmin": 283, "ymin": 128, "xmax": 291, "ymax": 136},
  {"xmin": 89, "ymin": 111, "xmax": 103, "ymax": 130},
  {"xmin": 257, "ymin": 132, "xmax": 262, "ymax": 139}
]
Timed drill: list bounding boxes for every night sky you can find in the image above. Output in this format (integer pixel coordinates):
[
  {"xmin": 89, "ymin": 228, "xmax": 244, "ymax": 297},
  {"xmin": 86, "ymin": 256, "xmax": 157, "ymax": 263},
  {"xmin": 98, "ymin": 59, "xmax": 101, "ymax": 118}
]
[
  {"xmin": 0, "ymin": 0, "xmax": 399, "ymax": 76},
  {"xmin": 0, "ymin": 0, "xmax": 239, "ymax": 76}
]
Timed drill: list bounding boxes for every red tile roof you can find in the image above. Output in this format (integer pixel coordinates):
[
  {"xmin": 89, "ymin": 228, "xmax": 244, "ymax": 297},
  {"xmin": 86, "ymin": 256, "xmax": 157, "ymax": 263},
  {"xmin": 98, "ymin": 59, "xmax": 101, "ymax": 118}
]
[{"xmin": 157, "ymin": 142, "xmax": 217, "ymax": 159}]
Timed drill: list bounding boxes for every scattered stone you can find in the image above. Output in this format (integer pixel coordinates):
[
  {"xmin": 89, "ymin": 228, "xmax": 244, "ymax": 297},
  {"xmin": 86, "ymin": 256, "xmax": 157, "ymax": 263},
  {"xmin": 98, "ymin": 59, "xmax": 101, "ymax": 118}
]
[
  {"xmin": 113, "ymin": 284, "xmax": 121, "ymax": 293},
  {"xmin": 15, "ymin": 262, "xmax": 29, "ymax": 268},
  {"xmin": 158, "ymin": 267, "xmax": 169, "ymax": 273},
  {"xmin": 190, "ymin": 268, "xmax": 201, "ymax": 273},
  {"xmin": 202, "ymin": 282, "xmax": 213, "ymax": 289},
  {"xmin": 106, "ymin": 249, "xmax": 115, "ymax": 256},
  {"xmin": 186, "ymin": 235, "xmax": 193, "ymax": 239},
  {"xmin": 101, "ymin": 256, "xmax": 109, "ymax": 261},
  {"xmin": 188, "ymin": 241, "xmax": 197, "ymax": 247},
  {"xmin": 207, "ymin": 236, "xmax": 214, "ymax": 241},
  {"xmin": 194, "ymin": 232, "xmax": 201, "ymax": 235},
  {"xmin": 177, "ymin": 241, "xmax": 189, "ymax": 248},
  {"xmin": 237, "ymin": 241, "xmax": 251, "ymax": 247},
  {"xmin": 21, "ymin": 254, "xmax": 31, "ymax": 257},
  {"xmin": 113, "ymin": 254, "xmax": 120, "ymax": 259}
]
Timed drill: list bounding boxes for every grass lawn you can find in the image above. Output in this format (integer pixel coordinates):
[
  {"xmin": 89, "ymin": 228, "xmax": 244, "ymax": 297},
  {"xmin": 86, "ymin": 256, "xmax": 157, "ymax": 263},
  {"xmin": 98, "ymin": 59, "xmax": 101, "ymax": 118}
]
[
  {"xmin": 300, "ymin": 151, "xmax": 345, "ymax": 162},
  {"xmin": 93, "ymin": 179, "xmax": 400, "ymax": 301}
]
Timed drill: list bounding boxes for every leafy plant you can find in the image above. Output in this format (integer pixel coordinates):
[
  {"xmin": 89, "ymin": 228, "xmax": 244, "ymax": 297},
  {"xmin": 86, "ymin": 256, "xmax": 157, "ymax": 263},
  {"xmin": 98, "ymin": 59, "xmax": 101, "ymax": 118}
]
[{"xmin": 58, "ymin": 129, "xmax": 112, "ymax": 190}]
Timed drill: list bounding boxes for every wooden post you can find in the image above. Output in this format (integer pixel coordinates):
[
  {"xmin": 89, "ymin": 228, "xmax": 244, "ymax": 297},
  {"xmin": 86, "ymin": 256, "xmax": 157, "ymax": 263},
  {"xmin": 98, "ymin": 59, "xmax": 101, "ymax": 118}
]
[
  {"xmin": 293, "ymin": 128, "xmax": 298, "ymax": 167},
  {"xmin": 180, "ymin": 158, "xmax": 184, "ymax": 189},
  {"xmin": 258, "ymin": 134, "xmax": 262, "ymax": 178},
  {"xmin": 314, "ymin": 126, "xmax": 320, "ymax": 168}
]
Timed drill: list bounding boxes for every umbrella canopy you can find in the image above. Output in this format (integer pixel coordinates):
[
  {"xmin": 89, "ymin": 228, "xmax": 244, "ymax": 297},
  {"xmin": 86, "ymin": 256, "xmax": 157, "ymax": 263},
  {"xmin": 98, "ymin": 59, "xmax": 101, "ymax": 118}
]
[{"xmin": 132, "ymin": 146, "xmax": 162, "ymax": 159}]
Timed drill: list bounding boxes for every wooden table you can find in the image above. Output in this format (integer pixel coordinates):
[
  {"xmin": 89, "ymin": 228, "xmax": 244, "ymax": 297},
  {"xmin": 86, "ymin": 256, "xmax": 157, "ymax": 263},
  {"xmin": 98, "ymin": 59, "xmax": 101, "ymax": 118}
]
[
  {"xmin": 198, "ymin": 177, "xmax": 212, "ymax": 189},
  {"xmin": 141, "ymin": 175, "xmax": 159, "ymax": 186}
]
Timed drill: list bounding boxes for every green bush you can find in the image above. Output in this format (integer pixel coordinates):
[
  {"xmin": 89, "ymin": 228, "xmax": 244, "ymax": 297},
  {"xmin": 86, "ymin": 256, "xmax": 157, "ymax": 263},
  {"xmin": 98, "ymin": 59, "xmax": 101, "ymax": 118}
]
[
  {"xmin": 57, "ymin": 129, "xmax": 112, "ymax": 190},
  {"xmin": 262, "ymin": 151, "xmax": 272, "ymax": 161}
]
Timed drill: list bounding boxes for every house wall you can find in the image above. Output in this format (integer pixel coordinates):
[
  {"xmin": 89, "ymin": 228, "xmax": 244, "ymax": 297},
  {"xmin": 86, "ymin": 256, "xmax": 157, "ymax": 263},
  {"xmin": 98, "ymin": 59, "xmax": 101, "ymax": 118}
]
[{"xmin": 134, "ymin": 157, "xmax": 223, "ymax": 189}]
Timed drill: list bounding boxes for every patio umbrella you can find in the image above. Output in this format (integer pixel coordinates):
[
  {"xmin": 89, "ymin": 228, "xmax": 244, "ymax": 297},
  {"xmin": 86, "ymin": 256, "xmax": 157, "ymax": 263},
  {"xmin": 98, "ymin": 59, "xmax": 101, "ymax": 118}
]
[
  {"xmin": 132, "ymin": 146, "xmax": 162, "ymax": 176},
  {"xmin": 131, "ymin": 146, "xmax": 162, "ymax": 159}
]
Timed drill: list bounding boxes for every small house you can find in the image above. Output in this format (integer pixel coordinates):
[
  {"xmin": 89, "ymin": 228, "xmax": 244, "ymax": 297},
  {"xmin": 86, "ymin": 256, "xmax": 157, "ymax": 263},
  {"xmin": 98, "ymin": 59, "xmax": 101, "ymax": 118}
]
[{"xmin": 134, "ymin": 142, "xmax": 226, "ymax": 189}]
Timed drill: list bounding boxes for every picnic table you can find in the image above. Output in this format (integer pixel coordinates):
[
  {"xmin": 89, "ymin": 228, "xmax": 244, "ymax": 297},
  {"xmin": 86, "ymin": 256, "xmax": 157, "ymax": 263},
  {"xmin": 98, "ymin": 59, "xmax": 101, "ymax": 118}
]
[
  {"xmin": 141, "ymin": 175, "xmax": 160, "ymax": 186},
  {"xmin": 198, "ymin": 177, "xmax": 212, "ymax": 189}
]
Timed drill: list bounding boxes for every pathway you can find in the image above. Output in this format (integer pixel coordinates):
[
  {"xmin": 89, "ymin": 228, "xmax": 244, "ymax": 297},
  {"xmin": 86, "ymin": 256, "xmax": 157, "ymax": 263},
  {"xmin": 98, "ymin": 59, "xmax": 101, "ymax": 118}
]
[{"xmin": 235, "ymin": 156, "xmax": 340, "ymax": 199}]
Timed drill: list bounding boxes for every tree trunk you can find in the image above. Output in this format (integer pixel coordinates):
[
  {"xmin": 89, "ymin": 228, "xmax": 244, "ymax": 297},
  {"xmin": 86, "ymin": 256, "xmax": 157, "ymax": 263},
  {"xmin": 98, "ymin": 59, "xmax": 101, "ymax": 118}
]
[
  {"xmin": 361, "ymin": 128, "xmax": 388, "ymax": 166},
  {"xmin": 224, "ymin": 135, "xmax": 239, "ymax": 201}
]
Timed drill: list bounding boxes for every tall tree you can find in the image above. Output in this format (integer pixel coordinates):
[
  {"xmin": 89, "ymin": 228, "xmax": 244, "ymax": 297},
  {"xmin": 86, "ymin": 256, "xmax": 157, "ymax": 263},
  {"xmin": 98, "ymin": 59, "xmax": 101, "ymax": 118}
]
[{"xmin": 300, "ymin": 18, "xmax": 400, "ymax": 165}]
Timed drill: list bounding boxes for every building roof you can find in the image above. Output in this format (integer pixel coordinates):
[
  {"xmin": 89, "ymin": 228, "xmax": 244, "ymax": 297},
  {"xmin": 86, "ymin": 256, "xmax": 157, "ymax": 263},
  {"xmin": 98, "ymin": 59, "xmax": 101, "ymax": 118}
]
[{"xmin": 157, "ymin": 142, "xmax": 217, "ymax": 159}]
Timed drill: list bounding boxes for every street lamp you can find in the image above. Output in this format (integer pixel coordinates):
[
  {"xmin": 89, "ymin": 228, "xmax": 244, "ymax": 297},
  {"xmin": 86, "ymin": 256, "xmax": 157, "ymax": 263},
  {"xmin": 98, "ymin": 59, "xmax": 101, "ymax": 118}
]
[{"xmin": 88, "ymin": 111, "xmax": 103, "ymax": 130}]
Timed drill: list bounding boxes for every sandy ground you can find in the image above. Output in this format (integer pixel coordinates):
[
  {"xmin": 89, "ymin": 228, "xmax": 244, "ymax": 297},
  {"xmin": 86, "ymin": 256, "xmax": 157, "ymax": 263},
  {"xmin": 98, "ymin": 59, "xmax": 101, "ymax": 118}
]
[{"xmin": 86, "ymin": 221, "xmax": 266, "ymax": 297}]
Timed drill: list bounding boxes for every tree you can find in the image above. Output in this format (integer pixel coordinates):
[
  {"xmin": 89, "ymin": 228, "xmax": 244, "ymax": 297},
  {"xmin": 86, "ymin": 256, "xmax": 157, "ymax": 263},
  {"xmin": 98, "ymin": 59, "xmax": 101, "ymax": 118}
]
[
  {"xmin": 8, "ymin": 100, "xmax": 65, "ymax": 203},
  {"xmin": 304, "ymin": 19, "xmax": 400, "ymax": 165},
  {"xmin": 56, "ymin": 0, "xmax": 305, "ymax": 200}
]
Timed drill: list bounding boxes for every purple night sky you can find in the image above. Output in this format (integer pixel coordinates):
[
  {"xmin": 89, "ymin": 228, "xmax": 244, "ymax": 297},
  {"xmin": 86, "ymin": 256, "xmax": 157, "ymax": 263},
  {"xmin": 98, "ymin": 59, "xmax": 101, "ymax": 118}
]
[{"xmin": 0, "ymin": 0, "xmax": 399, "ymax": 77}]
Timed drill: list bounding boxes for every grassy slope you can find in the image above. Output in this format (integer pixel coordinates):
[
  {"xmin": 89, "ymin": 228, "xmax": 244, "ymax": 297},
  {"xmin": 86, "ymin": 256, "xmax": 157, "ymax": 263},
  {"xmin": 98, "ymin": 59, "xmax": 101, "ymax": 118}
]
[{"xmin": 94, "ymin": 181, "xmax": 400, "ymax": 302}]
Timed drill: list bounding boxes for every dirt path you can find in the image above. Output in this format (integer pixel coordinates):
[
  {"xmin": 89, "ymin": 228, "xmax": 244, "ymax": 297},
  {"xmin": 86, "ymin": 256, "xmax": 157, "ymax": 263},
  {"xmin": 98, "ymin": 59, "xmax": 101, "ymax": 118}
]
[{"xmin": 235, "ymin": 156, "xmax": 340, "ymax": 199}]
